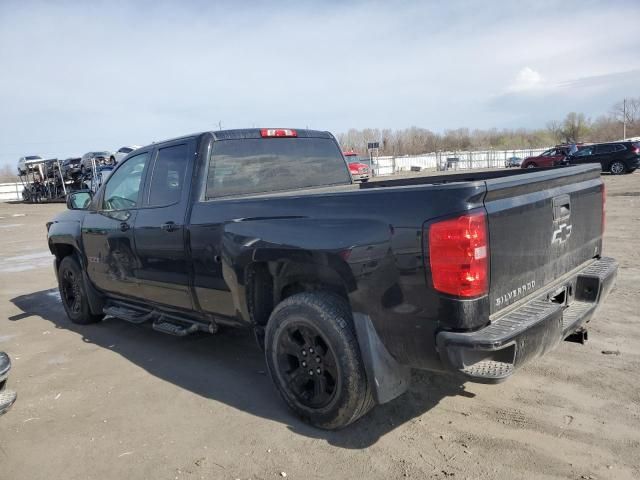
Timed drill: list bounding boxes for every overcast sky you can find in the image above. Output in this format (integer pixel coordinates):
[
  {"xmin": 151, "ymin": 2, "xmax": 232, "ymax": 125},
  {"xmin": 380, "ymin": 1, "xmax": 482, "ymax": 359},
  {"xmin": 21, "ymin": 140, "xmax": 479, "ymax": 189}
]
[{"xmin": 1, "ymin": 0, "xmax": 639, "ymax": 166}]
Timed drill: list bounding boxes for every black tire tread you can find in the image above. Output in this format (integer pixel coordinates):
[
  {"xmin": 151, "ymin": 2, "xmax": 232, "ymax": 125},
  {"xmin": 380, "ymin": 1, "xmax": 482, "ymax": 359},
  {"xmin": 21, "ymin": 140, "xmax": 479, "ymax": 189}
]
[
  {"xmin": 266, "ymin": 291, "xmax": 374, "ymax": 429},
  {"xmin": 58, "ymin": 255, "xmax": 103, "ymax": 325}
]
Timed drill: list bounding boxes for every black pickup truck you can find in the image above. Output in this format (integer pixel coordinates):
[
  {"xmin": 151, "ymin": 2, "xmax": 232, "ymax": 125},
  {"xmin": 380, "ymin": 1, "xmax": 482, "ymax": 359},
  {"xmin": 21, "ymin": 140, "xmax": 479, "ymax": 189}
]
[{"xmin": 47, "ymin": 128, "xmax": 617, "ymax": 429}]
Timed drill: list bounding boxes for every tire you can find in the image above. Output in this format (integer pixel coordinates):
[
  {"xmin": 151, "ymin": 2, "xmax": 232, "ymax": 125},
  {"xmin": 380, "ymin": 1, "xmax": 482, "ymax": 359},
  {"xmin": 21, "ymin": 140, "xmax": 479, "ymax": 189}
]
[
  {"xmin": 609, "ymin": 161, "xmax": 626, "ymax": 175},
  {"xmin": 526, "ymin": 163, "xmax": 537, "ymax": 169},
  {"xmin": 58, "ymin": 255, "xmax": 103, "ymax": 325},
  {"xmin": 264, "ymin": 292, "xmax": 374, "ymax": 430},
  {"xmin": 361, "ymin": 178, "xmax": 369, "ymax": 183}
]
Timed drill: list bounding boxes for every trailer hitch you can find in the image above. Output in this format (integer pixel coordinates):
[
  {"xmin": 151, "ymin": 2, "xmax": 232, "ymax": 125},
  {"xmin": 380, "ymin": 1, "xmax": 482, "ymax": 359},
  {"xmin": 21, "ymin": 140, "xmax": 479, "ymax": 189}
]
[{"xmin": 564, "ymin": 328, "xmax": 588, "ymax": 345}]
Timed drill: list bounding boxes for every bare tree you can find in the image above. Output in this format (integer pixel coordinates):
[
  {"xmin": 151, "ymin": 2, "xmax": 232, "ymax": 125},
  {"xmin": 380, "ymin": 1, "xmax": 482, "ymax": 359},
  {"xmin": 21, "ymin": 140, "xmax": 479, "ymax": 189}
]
[
  {"xmin": 546, "ymin": 120, "xmax": 564, "ymax": 143},
  {"xmin": 561, "ymin": 112, "xmax": 590, "ymax": 143},
  {"xmin": 611, "ymin": 97, "xmax": 640, "ymax": 138}
]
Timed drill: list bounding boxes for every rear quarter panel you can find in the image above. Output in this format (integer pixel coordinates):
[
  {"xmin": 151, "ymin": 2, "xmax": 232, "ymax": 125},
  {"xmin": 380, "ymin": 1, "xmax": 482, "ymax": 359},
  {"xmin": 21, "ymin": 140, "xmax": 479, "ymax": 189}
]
[{"xmin": 190, "ymin": 182, "xmax": 486, "ymax": 370}]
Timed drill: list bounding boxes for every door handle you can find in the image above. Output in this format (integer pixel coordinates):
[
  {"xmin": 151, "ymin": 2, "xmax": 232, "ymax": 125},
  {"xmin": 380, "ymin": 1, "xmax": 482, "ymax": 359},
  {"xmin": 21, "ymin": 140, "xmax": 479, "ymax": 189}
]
[
  {"xmin": 119, "ymin": 222, "xmax": 130, "ymax": 232},
  {"xmin": 161, "ymin": 221, "xmax": 178, "ymax": 232}
]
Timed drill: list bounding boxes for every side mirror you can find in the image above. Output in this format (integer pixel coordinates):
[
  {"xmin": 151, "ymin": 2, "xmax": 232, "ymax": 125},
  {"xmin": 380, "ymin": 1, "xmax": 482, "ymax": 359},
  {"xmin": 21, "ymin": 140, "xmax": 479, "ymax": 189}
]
[{"xmin": 66, "ymin": 190, "xmax": 93, "ymax": 210}]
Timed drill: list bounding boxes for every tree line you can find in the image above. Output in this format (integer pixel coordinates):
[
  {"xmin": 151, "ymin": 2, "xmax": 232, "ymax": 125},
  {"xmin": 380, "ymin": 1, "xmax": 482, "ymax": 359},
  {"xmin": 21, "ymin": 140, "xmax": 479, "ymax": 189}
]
[{"xmin": 338, "ymin": 97, "xmax": 640, "ymax": 156}]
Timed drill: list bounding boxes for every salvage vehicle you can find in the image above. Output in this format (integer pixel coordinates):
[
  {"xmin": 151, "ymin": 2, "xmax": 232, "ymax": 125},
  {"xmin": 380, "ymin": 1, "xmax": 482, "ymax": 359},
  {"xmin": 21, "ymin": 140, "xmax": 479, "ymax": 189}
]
[
  {"xmin": 17, "ymin": 155, "xmax": 44, "ymax": 175},
  {"xmin": 47, "ymin": 128, "xmax": 617, "ymax": 429},
  {"xmin": 60, "ymin": 157, "xmax": 83, "ymax": 180},
  {"xmin": 521, "ymin": 146, "xmax": 572, "ymax": 169},
  {"xmin": 504, "ymin": 156, "xmax": 522, "ymax": 168},
  {"xmin": 343, "ymin": 151, "xmax": 370, "ymax": 182},
  {"xmin": 0, "ymin": 352, "xmax": 17, "ymax": 416},
  {"xmin": 80, "ymin": 151, "xmax": 112, "ymax": 175},
  {"xmin": 110, "ymin": 145, "xmax": 142, "ymax": 165},
  {"xmin": 566, "ymin": 141, "xmax": 640, "ymax": 175}
]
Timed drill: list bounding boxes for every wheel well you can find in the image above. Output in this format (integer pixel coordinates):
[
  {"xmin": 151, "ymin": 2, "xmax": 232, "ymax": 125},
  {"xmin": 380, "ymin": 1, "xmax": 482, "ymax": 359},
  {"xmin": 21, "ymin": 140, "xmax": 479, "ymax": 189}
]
[
  {"xmin": 247, "ymin": 261, "xmax": 350, "ymax": 327},
  {"xmin": 50, "ymin": 243, "xmax": 77, "ymax": 271}
]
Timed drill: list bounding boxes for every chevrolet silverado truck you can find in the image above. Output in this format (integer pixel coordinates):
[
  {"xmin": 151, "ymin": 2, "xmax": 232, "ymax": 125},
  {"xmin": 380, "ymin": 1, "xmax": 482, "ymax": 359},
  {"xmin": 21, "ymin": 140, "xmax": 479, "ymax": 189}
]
[{"xmin": 47, "ymin": 128, "xmax": 617, "ymax": 429}]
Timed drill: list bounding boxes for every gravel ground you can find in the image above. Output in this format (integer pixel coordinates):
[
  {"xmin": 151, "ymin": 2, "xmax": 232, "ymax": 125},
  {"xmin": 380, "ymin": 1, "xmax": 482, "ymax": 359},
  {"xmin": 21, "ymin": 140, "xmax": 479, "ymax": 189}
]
[{"xmin": 0, "ymin": 172, "xmax": 638, "ymax": 480}]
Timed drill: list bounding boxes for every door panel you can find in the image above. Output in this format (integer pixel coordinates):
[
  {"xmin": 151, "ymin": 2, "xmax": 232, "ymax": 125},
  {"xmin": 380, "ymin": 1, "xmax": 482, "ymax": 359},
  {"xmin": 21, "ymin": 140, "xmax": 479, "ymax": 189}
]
[
  {"xmin": 82, "ymin": 151, "xmax": 151, "ymax": 298},
  {"xmin": 133, "ymin": 141, "xmax": 195, "ymax": 310},
  {"xmin": 83, "ymin": 209, "xmax": 138, "ymax": 297}
]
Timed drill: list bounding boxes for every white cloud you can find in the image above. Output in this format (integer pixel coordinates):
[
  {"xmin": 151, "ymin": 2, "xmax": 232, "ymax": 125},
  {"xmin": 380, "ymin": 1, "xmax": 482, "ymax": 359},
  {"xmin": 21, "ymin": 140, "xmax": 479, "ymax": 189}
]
[{"xmin": 508, "ymin": 67, "xmax": 545, "ymax": 92}]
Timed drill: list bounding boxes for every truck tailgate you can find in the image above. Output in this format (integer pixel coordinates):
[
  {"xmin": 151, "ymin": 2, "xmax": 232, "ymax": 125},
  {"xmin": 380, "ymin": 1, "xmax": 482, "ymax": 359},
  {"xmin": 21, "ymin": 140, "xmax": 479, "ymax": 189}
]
[{"xmin": 484, "ymin": 165, "xmax": 604, "ymax": 314}]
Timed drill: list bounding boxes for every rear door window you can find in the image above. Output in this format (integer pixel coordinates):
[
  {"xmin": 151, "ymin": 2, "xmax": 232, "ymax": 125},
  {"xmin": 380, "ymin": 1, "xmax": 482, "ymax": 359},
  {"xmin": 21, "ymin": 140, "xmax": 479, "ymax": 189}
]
[
  {"xmin": 206, "ymin": 137, "xmax": 350, "ymax": 199},
  {"xmin": 146, "ymin": 144, "xmax": 189, "ymax": 206},
  {"xmin": 595, "ymin": 144, "xmax": 615, "ymax": 154},
  {"xmin": 574, "ymin": 147, "xmax": 594, "ymax": 157}
]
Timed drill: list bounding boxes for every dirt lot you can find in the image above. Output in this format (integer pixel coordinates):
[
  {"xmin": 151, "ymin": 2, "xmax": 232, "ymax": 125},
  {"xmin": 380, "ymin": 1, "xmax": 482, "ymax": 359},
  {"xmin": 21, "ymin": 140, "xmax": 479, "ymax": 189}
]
[{"xmin": 0, "ymin": 173, "xmax": 639, "ymax": 480}]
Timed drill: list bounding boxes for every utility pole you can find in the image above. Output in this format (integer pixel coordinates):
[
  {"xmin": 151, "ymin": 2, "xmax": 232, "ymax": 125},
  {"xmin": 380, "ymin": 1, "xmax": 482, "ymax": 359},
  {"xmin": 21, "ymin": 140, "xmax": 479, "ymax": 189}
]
[{"xmin": 623, "ymin": 98, "xmax": 627, "ymax": 140}]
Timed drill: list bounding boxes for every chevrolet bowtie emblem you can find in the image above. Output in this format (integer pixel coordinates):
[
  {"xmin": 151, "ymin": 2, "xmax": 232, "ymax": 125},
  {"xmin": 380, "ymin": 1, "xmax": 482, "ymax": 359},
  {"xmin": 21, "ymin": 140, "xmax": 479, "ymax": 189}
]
[{"xmin": 551, "ymin": 223, "xmax": 572, "ymax": 245}]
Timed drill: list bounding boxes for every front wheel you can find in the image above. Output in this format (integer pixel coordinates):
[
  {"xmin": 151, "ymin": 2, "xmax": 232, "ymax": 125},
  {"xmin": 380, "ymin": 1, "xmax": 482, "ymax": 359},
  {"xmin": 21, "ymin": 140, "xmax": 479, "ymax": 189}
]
[
  {"xmin": 264, "ymin": 292, "xmax": 373, "ymax": 429},
  {"xmin": 58, "ymin": 256, "xmax": 103, "ymax": 325},
  {"xmin": 609, "ymin": 161, "xmax": 626, "ymax": 175},
  {"xmin": 526, "ymin": 163, "xmax": 537, "ymax": 169}
]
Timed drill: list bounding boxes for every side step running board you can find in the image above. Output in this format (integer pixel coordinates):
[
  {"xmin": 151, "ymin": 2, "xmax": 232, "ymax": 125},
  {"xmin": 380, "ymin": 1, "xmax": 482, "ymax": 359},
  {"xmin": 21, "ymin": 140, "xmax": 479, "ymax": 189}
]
[
  {"xmin": 104, "ymin": 303, "xmax": 218, "ymax": 337},
  {"xmin": 103, "ymin": 305, "xmax": 154, "ymax": 324},
  {"xmin": 152, "ymin": 318, "xmax": 199, "ymax": 337}
]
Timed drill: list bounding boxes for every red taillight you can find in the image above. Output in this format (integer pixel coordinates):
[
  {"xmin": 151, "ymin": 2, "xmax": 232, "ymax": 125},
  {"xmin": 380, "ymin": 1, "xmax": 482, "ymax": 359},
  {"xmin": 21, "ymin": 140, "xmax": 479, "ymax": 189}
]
[
  {"xmin": 428, "ymin": 211, "xmax": 489, "ymax": 297},
  {"xmin": 632, "ymin": 145, "xmax": 640, "ymax": 154},
  {"xmin": 260, "ymin": 128, "xmax": 297, "ymax": 138}
]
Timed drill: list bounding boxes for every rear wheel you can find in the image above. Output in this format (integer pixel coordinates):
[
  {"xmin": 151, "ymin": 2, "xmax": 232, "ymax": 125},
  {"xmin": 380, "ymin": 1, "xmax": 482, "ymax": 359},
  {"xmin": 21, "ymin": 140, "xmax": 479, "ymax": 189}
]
[
  {"xmin": 265, "ymin": 292, "xmax": 373, "ymax": 429},
  {"xmin": 609, "ymin": 161, "xmax": 626, "ymax": 175},
  {"xmin": 58, "ymin": 256, "xmax": 103, "ymax": 325}
]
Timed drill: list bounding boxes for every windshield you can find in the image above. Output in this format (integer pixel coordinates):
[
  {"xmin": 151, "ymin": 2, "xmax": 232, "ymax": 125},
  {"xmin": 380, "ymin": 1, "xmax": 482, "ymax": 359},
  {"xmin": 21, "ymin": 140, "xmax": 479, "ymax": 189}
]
[
  {"xmin": 93, "ymin": 151, "xmax": 110, "ymax": 156},
  {"xmin": 25, "ymin": 156, "xmax": 42, "ymax": 160}
]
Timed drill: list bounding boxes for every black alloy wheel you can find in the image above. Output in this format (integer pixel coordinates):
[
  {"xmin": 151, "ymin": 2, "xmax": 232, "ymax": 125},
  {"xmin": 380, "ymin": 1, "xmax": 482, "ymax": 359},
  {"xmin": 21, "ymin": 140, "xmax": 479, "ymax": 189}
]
[{"xmin": 276, "ymin": 322, "xmax": 338, "ymax": 409}]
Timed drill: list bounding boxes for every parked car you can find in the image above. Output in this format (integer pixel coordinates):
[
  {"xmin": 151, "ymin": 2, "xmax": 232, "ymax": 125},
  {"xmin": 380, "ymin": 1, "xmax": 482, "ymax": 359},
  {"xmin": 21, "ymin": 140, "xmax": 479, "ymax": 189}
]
[
  {"xmin": 520, "ymin": 146, "xmax": 572, "ymax": 169},
  {"xmin": 520, "ymin": 146, "xmax": 570, "ymax": 168},
  {"xmin": 80, "ymin": 151, "xmax": 112, "ymax": 175},
  {"xmin": 566, "ymin": 141, "xmax": 640, "ymax": 174},
  {"xmin": 60, "ymin": 157, "xmax": 82, "ymax": 179},
  {"xmin": 110, "ymin": 145, "xmax": 142, "ymax": 164},
  {"xmin": 0, "ymin": 352, "xmax": 17, "ymax": 416},
  {"xmin": 504, "ymin": 156, "xmax": 523, "ymax": 168},
  {"xmin": 343, "ymin": 151, "xmax": 370, "ymax": 182},
  {"xmin": 17, "ymin": 155, "xmax": 43, "ymax": 175},
  {"xmin": 49, "ymin": 128, "xmax": 616, "ymax": 430}
]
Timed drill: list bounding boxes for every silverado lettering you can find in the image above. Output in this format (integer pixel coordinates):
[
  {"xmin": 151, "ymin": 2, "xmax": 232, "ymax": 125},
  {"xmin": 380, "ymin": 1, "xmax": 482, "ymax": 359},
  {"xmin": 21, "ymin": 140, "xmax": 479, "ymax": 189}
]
[{"xmin": 495, "ymin": 281, "xmax": 536, "ymax": 307}]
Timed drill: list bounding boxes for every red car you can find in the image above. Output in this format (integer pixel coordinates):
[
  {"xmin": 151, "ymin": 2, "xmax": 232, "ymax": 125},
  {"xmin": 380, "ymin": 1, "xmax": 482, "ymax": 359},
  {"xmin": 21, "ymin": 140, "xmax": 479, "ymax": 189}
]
[
  {"xmin": 521, "ymin": 146, "xmax": 572, "ymax": 169},
  {"xmin": 343, "ymin": 151, "xmax": 370, "ymax": 182}
]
